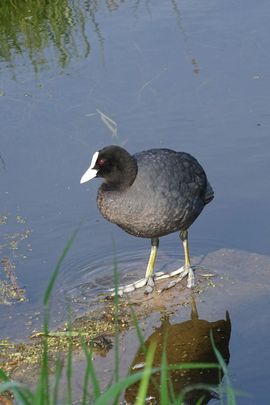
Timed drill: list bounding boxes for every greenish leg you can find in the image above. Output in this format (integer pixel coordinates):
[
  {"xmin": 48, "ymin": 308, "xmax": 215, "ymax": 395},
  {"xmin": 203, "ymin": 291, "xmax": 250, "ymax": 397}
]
[
  {"xmin": 144, "ymin": 237, "xmax": 159, "ymax": 294},
  {"xmin": 180, "ymin": 230, "xmax": 194, "ymax": 288},
  {"xmin": 160, "ymin": 230, "xmax": 195, "ymax": 291},
  {"xmin": 110, "ymin": 237, "xmax": 159, "ymax": 296},
  {"xmin": 180, "ymin": 230, "xmax": 191, "ymax": 269},
  {"xmin": 145, "ymin": 237, "xmax": 159, "ymax": 279}
]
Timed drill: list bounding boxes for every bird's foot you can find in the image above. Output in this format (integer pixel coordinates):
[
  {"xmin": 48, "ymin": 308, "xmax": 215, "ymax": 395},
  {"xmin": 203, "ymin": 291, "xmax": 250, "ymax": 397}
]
[
  {"xmin": 109, "ymin": 276, "xmax": 155, "ymax": 297},
  {"xmin": 109, "ymin": 266, "xmax": 195, "ymax": 297},
  {"xmin": 159, "ymin": 266, "xmax": 195, "ymax": 292}
]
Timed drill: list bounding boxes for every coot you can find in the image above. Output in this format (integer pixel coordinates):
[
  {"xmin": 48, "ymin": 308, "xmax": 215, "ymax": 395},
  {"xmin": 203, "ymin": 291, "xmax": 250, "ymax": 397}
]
[{"xmin": 80, "ymin": 145, "xmax": 214, "ymax": 295}]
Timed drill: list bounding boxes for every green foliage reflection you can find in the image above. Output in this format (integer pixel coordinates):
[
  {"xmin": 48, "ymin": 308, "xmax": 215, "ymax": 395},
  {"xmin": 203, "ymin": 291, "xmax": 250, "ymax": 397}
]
[{"xmin": 0, "ymin": 0, "xmax": 93, "ymax": 72}]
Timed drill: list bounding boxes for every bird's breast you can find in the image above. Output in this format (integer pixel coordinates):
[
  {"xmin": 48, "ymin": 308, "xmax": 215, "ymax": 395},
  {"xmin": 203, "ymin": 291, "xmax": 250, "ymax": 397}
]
[{"xmin": 96, "ymin": 184, "xmax": 202, "ymax": 238}]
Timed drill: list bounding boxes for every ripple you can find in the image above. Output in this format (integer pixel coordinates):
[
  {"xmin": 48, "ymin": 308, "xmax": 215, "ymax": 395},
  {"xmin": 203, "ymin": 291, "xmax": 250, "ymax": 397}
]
[
  {"xmin": 57, "ymin": 248, "xmax": 157, "ymax": 307},
  {"xmin": 55, "ymin": 236, "xmax": 225, "ymax": 312}
]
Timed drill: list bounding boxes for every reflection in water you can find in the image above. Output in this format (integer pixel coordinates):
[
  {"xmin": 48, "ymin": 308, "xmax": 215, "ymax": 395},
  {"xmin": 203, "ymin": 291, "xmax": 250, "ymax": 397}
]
[
  {"xmin": 170, "ymin": 0, "xmax": 200, "ymax": 74},
  {"xmin": 0, "ymin": 0, "xmax": 123, "ymax": 73},
  {"xmin": 0, "ymin": 0, "xmax": 93, "ymax": 72},
  {"xmin": 0, "ymin": 0, "xmax": 198, "ymax": 75},
  {"xmin": 125, "ymin": 299, "xmax": 231, "ymax": 404}
]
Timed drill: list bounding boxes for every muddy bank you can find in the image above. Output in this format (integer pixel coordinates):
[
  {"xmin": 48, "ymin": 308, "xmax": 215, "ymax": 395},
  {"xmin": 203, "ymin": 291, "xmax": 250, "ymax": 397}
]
[{"xmin": 0, "ymin": 270, "xmax": 211, "ymax": 381}]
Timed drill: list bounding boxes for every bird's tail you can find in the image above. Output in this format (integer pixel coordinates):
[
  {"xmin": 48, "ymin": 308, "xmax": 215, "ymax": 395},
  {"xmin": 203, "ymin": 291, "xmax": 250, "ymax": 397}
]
[{"xmin": 203, "ymin": 180, "xmax": 214, "ymax": 205}]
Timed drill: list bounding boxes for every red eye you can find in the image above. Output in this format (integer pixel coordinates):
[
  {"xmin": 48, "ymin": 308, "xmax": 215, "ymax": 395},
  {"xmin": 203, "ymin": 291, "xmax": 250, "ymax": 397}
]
[{"xmin": 98, "ymin": 158, "xmax": 105, "ymax": 166}]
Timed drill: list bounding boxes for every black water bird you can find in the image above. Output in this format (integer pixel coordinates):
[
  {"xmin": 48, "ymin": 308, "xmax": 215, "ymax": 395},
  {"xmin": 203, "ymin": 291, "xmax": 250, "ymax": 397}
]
[{"xmin": 80, "ymin": 145, "xmax": 214, "ymax": 295}]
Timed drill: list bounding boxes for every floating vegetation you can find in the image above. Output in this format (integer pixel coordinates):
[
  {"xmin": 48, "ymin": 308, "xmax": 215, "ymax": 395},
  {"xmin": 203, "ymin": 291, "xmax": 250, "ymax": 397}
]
[
  {"xmin": 96, "ymin": 108, "xmax": 118, "ymax": 138},
  {"xmin": 0, "ymin": 257, "xmax": 27, "ymax": 305},
  {"xmin": 16, "ymin": 216, "xmax": 26, "ymax": 224},
  {"xmin": 0, "ymin": 214, "xmax": 31, "ymax": 305},
  {"xmin": 92, "ymin": 108, "xmax": 128, "ymax": 146},
  {"xmin": 0, "ymin": 216, "xmax": 7, "ymax": 225},
  {"xmin": 0, "ymin": 300, "xmax": 131, "ymax": 377}
]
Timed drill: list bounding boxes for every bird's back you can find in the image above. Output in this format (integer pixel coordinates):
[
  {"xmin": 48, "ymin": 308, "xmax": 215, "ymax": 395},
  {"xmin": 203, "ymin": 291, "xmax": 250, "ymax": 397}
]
[{"xmin": 97, "ymin": 149, "xmax": 214, "ymax": 238}]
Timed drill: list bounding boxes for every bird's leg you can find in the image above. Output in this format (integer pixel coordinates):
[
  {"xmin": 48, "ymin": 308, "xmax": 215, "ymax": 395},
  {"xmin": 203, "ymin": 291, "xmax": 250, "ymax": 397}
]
[
  {"xmin": 162, "ymin": 230, "xmax": 195, "ymax": 290},
  {"xmin": 144, "ymin": 237, "xmax": 159, "ymax": 294},
  {"xmin": 182, "ymin": 230, "xmax": 195, "ymax": 288},
  {"xmin": 110, "ymin": 238, "xmax": 159, "ymax": 296}
]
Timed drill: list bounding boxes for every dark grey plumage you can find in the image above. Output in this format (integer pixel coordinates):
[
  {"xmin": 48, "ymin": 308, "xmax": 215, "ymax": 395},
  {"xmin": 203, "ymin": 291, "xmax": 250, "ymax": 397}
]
[
  {"xmin": 80, "ymin": 145, "xmax": 214, "ymax": 294},
  {"xmin": 96, "ymin": 147, "xmax": 214, "ymax": 238}
]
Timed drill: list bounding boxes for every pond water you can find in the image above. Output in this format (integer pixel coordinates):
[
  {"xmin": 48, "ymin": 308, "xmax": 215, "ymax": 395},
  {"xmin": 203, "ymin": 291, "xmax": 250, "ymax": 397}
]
[{"xmin": 0, "ymin": 0, "xmax": 270, "ymax": 403}]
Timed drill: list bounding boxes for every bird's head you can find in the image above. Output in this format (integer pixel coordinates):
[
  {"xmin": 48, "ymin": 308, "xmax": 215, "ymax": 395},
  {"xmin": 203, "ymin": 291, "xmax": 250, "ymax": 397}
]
[{"xmin": 80, "ymin": 145, "xmax": 137, "ymax": 189}]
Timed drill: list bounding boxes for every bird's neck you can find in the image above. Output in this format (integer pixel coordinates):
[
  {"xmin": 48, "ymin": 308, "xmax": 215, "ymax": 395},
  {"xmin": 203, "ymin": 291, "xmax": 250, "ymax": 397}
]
[{"xmin": 103, "ymin": 156, "xmax": 138, "ymax": 191}]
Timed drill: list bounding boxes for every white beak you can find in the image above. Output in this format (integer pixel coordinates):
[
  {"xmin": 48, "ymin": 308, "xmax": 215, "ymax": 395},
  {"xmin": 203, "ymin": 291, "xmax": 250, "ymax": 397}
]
[
  {"xmin": 80, "ymin": 167, "xmax": 98, "ymax": 183},
  {"xmin": 80, "ymin": 151, "xmax": 99, "ymax": 184}
]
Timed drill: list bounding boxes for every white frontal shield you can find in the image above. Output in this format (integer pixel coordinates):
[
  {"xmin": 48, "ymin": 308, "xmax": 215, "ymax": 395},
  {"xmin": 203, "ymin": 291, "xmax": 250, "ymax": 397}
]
[{"xmin": 80, "ymin": 151, "xmax": 99, "ymax": 184}]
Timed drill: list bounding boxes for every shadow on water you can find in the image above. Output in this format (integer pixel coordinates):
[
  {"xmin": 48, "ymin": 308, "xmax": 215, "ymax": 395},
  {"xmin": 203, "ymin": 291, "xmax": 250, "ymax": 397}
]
[{"xmin": 125, "ymin": 297, "xmax": 231, "ymax": 404}]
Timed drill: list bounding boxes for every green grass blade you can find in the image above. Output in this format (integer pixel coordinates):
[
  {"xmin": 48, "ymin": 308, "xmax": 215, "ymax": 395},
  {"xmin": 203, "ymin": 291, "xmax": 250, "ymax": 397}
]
[
  {"xmin": 160, "ymin": 347, "xmax": 169, "ymax": 405},
  {"xmin": 51, "ymin": 358, "xmax": 64, "ymax": 405},
  {"xmin": 66, "ymin": 333, "xmax": 73, "ymax": 404},
  {"xmin": 210, "ymin": 330, "xmax": 236, "ymax": 405},
  {"xmin": 94, "ymin": 367, "xmax": 159, "ymax": 405},
  {"xmin": 0, "ymin": 381, "xmax": 34, "ymax": 405},
  {"xmin": 134, "ymin": 342, "xmax": 157, "ymax": 405},
  {"xmin": 169, "ymin": 362, "xmax": 220, "ymax": 371},
  {"xmin": 168, "ymin": 371, "xmax": 176, "ymax": 404},
  {"xmin": 43, "ymin": 226, "xmax": 80, "ymax": 306},
  {"xmin": 128, "ymin": 301, "xmax": 146, "ymax": 352},
  {"xmin": 0, "ymin": 382, "xmax": 22, "ymax": 393},
  {"xmin": 36, "ymin": 227, "xmax": 80, "ymax": 405},
  {"xmin": 35, "ymin": 333, "xmax": 50, "ymax": 405},
  {"xmin": 128, "ymin": 302, "xmax": 163, "ymax": 397},
  {"xmin": 0, "ymin": 363, "xmax": 34, "ymax": 403},
  {"xmin": 0, "ymin": 368, "xmax": 9, "ymax": 382},
  {"xmin": 15, "ymin": 389, "xmax": 35, "ymax": 405},
  {"xmin": 195, "ymin": 395, "xmax": 207, "ymax": 405},
  {"xmin": 81, "ymin": 339, "xmax": 101, "ymax": 403},
  {"xmin": 176, "ymin": 382, "xmax": 219, "ymax": 404},
  {"xmin": 81, "ymin": 343, "xmax": 92, "ymax": 404}
]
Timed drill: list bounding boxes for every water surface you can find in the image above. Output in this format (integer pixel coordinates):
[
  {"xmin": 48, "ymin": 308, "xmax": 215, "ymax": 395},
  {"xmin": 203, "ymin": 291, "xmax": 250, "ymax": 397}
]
[{"xmin": 0, "ymin": 1, "xmax": 270, "ymax": 403}]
